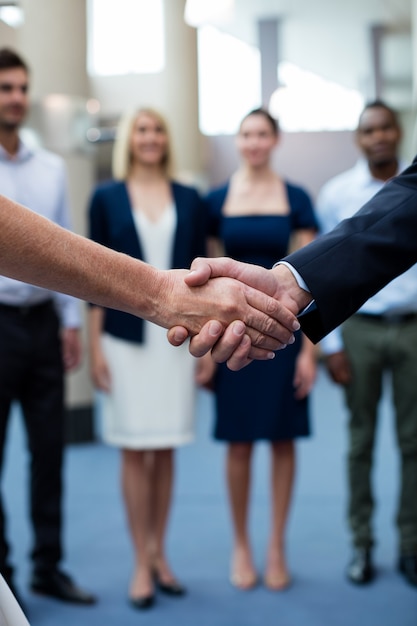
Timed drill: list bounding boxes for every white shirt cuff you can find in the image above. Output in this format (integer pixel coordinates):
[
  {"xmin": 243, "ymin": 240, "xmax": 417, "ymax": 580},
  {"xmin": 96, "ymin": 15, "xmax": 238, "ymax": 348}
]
[
  {"xmin": 275, "ymin": 261, "xmax": 315, "ymax": 316},
  {"xmin": 276, "ymin": 261, "xmax": 311, "ymax": 292}
]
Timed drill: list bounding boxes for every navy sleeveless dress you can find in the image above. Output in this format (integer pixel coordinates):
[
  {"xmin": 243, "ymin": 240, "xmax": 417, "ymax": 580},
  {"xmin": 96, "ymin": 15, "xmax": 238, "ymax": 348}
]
[{"xmin": 206, "ymin": 182, "xmax": 318, "ymax": 442}]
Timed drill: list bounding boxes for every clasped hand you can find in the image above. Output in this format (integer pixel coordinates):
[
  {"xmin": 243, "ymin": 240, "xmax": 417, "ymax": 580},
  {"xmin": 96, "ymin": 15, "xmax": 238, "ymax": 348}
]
[{"xmin": 167, "ymin": 257, "xmax": 311, "ymax": 371}]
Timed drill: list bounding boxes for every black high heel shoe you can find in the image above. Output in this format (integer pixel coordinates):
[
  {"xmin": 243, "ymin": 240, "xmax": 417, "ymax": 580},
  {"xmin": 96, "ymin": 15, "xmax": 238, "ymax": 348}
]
[
  {"xmin": 129, "ymin": 594, "xmax": 155, "ymax": 610},
  {"xmin": 152, "ymin": 569, "xmax": 187, "ymax": 596}
]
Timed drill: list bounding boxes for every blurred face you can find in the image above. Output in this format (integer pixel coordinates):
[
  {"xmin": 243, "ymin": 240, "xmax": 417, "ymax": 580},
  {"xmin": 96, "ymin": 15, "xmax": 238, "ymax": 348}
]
[
  {"xmin": 356, "ymin": 106, "xmax": 401, "ymax": 166},
  {"xmin": 129, "ymin": 112, "xmax": 168, "ymax": 167},
  {"xmin": 236, "ymin": 113, "xmax": 278, "ymax": 168},
  {"xmin": 0, "ymin": 67, "xmax": 29, "ymax": 131}
]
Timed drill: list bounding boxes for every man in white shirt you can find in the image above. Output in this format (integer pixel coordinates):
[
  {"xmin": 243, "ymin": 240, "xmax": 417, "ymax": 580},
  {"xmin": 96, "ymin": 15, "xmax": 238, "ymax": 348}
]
[
  {"xmin": 317, "ymin": 101, "xmax": 417, "ymax": 587},
  {"xmin": 0, "ymin": 48, "xmax": 95, "ymax": 611}
]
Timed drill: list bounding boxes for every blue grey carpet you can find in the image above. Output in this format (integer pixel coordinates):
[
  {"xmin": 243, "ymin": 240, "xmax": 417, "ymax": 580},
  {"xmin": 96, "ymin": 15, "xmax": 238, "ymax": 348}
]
[{"xmin": 2, "ymin": 365, "xmax": 417, "ymax": 625}]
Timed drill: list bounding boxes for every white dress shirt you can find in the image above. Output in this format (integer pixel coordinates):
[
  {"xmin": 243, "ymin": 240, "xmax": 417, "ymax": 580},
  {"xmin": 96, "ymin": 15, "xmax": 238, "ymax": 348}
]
[
  {"xmin": 317, "ymin": 158, "xmax": 417, "ymax": 355},
  {"xmin": 0, "ymin": 140, "xmax": 80, "ymax": 328}
]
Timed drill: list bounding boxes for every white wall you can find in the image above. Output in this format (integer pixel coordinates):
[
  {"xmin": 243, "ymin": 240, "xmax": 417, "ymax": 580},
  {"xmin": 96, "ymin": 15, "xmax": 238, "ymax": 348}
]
[{"xmin": 89, "ymin": 0, "xmax": 204, "ymax": 177}]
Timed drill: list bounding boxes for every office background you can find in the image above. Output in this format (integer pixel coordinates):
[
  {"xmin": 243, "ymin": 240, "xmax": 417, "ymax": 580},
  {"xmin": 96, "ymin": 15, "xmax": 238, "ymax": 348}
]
[{"xmin": 0, "ymin": 0, "xmax": 416, "ymax": 435}]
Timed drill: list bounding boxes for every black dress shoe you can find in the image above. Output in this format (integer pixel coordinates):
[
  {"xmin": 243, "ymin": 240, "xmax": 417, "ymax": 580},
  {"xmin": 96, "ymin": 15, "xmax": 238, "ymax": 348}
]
[
  {"xmin": 398, "ymin": 554, "xmax": 417, "ymax": 587},
  {"xmin": 346, "ymin": 548, "xmax": 374, "ymax": 584},
  {"xmin": 30, "ymin": 568, "xmax": 97, "ymax": 605},
  {"xmin": 129, "ymin": 594, "xmax": 155, "ymax": 610},
  {"xmin": 153, "ymin": 570, "xmax": 187, "ymax": 596}
]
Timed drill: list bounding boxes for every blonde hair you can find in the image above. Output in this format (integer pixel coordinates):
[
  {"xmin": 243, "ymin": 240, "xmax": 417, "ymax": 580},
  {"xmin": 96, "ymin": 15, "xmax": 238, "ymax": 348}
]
[{"xmin": 112, "ymin": 107, "xmax": 175, "ymax": 180}]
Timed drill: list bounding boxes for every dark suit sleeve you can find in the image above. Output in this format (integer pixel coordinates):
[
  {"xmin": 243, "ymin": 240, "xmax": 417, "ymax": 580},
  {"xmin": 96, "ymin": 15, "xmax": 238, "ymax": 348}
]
[{"xmin": 283, "ymin": 157, "xmax": 417, "ymax": 343}]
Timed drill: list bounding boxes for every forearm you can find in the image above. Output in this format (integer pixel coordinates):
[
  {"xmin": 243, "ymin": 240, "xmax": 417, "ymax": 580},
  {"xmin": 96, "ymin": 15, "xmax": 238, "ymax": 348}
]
[{"xmin": 0, "ymin": 195, "xmax": 166, "ymax": 322}]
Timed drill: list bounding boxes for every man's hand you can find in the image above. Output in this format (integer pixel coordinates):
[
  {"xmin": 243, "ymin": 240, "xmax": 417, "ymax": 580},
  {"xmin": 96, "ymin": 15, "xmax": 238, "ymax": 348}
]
[
  {"xmin": 167, "ymin": 258, "xmax": 312, "ymax": 371},
  {"xmin": 168, "ymin": 319, "xmax": 270, "ymax": 370},
  {"xmin": 185, "ymin": 257, "xmax": 312, "ymax": 312},
  {"xmin": 160, "ymin": 267, "xmax": 299, "ymax": 346},
  {"xmin": 325, "ymin": 351, "xmax": 351, "ymax": 385}
]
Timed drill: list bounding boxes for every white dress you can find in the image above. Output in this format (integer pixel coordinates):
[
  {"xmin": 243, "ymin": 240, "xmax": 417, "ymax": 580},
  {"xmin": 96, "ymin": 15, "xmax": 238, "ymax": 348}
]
[{"xmin": 100, "ymin": 202, "xmax": 196, "ymax": 449}]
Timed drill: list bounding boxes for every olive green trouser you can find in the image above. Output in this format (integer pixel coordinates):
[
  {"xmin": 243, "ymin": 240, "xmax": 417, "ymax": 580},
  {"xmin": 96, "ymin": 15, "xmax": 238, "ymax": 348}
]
[{"xmin": 342, "ymin": 315, "xmax": 417, "ymax": 554}]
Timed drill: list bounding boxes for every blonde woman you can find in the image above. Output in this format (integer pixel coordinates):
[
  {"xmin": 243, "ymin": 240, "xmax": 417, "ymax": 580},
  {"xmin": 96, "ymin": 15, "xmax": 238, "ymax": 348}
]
[{"xmin": 88, "ymin": 108, "xmax": 207, "ymax": 609}]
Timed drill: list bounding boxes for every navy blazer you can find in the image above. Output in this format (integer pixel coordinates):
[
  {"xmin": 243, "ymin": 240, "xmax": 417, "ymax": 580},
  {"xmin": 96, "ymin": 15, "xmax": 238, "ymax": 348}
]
[
  {"xmin": 88, "ymin": 179, "xmax": 207, "ymax": 343},
  {"xmin": 285, "ymin": 156, "xmax": 417, "ymax": 343}
]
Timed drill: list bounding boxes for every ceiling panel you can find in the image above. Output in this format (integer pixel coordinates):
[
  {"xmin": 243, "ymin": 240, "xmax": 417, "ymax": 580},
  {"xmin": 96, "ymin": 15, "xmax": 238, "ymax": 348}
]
[{"xmin": 199, "ymin": 0, "xmax": 413, "ymax": 106}]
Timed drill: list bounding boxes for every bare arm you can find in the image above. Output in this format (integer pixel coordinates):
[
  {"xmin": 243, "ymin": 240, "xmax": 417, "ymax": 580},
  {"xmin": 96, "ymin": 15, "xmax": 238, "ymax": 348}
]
[
  {"xmin": 0, "ymin": 195, "xmax": 299, "ymax": 349},
  {"xmin": 0, "ymin": 195, "xmax": 177, "ymax": 318}
]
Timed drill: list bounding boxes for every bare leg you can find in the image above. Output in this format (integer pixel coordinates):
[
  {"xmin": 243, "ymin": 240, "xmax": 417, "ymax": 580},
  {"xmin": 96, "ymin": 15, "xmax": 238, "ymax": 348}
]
[
  {"xmin": 227, "ymin": 442, "xmax": 257, "ymax": 589},
  {"xmin": 121, "ymin": 448, "xmax": 154, "ymax": 599},
  {"xmin": 148, "ymin": 448, "xmax": 179, "ymax": 584},
  {"xmin": 264, "ymin": 440, "xmax": 295, "ymax": 590}
]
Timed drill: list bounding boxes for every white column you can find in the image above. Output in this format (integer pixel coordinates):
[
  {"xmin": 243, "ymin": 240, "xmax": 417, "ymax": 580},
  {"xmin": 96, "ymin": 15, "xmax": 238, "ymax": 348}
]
[
  {"xmin": 17, "ymin": 0, "xmax": 88, "ymax": 98},
  {"xmin": 17, "ymin": 0, "xmax": 95, "ymax": 422}
]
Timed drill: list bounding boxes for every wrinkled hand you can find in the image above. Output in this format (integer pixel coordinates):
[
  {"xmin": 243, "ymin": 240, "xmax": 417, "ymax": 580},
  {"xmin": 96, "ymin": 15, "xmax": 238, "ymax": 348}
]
[
  {"xmin": 325, "ymin": 351, "xmax": 351, "ymax": 385},
  {"xmin": 168, "ymin": 319, "xmax": 261, "ymax": 370},
  {"xmin": 162, "ymin": 265, "xmax": 300, "ymax": 367},
  {"xmin": 168, "ymin": 258, "xmax": 311, "ymax": 371},
  {"xmin": 184, "ymin": 257, "xmax": 311, "ymax": 312}
]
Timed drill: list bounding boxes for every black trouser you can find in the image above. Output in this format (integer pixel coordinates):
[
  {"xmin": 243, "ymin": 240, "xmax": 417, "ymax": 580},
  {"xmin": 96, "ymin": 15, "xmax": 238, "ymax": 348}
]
[{"xmin": 0, "ymin": 301, "xmax": 64, "ymax": 578}]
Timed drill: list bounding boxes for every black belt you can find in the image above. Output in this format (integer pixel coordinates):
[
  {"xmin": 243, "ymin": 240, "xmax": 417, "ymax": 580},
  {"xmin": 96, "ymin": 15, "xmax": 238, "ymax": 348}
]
[
  {"xmin": 355, "ymin": 312, "xmax": 417, "ymax": 324},
  {"xmin": 0, "ymin": 300, "xmax": 54, "ymax": 316}
]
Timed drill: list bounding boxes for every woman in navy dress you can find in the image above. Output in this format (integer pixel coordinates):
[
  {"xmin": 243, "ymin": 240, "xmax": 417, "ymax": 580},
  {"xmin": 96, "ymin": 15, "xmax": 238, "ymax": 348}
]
[{"xmin": 200, "ymin": 109, "xmax": 318, "ymax": 591}]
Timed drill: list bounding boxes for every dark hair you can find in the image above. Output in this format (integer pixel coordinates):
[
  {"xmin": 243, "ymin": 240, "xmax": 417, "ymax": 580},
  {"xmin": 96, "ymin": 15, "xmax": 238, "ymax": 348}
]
[
  {"xmin": 0, "ymin": 47, "xmax": 29, "ymax": 73},
  {"xmin": 358, "ymin": 99, "xmax": 399, "ymax": 128},
  {"xmin": 240, "ymin": 108, "xmax": 279, "ymax": 135}
]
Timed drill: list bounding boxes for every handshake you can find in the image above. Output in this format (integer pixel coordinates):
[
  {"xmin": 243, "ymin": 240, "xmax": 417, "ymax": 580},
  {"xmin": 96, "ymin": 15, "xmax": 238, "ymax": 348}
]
[
  {"xmin": 0, "ymin": 194, "xmax": 312, "ymax": 370},
  {"xmin": 160, "ymin": 257, "xmax": 313, "ymax": 371}
]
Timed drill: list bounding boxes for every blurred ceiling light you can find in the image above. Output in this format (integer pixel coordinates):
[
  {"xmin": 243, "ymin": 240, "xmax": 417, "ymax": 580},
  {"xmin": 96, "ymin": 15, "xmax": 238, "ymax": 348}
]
[
  {"xmin": 86, "ymin": 98, "xmax": 101, "ymax": 115},
  {"xmin": 0, "ymin": 2, "xmax": 24, "ymax": 28},
  {"xmin": 43, "ymin": 94, "xmax": 71, "ymax": 111},
  {"xmin": 184, "ymin": 0, "xmax": 234, "ymax": 27}
]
